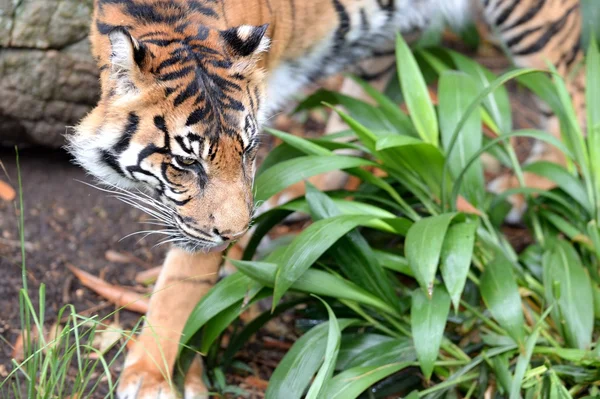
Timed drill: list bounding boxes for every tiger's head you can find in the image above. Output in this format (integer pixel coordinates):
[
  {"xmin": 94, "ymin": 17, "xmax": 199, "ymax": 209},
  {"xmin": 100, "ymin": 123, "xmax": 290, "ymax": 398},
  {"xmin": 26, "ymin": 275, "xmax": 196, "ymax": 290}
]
[{"xmin": 68, "ymin": 24, "xmax": 270, "ymax": 252}]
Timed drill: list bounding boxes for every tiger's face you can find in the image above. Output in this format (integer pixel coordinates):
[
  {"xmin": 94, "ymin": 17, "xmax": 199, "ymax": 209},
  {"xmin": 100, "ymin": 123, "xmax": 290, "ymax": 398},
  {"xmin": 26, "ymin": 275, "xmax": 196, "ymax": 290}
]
[{"xmin": 68, "ymin": 25, "xmax": 270, "ymax": 252}]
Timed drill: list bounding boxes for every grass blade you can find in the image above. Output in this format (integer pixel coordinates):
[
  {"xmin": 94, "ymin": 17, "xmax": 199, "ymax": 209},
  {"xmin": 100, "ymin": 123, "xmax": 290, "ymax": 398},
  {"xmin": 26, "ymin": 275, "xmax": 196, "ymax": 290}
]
[{"xmin": 523, "ymin": 161, "xmax": 592, "ymax": 214}]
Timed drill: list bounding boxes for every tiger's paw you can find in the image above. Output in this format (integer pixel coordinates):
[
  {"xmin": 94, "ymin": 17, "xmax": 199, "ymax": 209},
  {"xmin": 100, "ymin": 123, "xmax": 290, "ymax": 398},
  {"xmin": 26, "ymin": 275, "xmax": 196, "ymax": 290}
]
[{"xmin": 117, "ymin": 357, "xmax": 208, "ymax": 399}]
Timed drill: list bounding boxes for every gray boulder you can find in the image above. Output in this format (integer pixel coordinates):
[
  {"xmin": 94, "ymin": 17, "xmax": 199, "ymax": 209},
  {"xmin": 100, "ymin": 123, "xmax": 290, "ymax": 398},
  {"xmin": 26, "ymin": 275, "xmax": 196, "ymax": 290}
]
[{"xmin": 0, "ymin": 0, "xmax": 99, "ymax": 148}]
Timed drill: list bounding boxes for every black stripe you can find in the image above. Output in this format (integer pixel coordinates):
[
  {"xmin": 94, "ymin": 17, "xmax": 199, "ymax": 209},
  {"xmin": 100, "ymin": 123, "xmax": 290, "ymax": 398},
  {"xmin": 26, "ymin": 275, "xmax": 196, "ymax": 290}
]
[
  {"xmin": 100, "ymin": 150, "xmax": 126, "ymax": 177},
  {"xmin": 155, "ymin": 57, "xmax": 181, "ymax": 73},
  {"xmin": 113, "ymin": 112, "xmax": 139, "ymax": 154},
  {"xmin": 359, "ymin": 8, "xmax": 370, "ymax": 33},
  {"xmin": 501, "ymin": 0, "xmax": 546, "ymax": 32},
  {"xmin": 332, "ymin": 0, "xmax": 351, "ymax": 53},
  {"xmin": 158, "ymin": 66, "xmax": 195, "ymax": 81},
  {"xmin": 494, "ymin": 0, "xmax": 520, "ymax": 27},
  {"xmin": 174, "ymin": 80, "xmax": 200, "ymax": 106},
  {"xmin": 564, "ymin": 40, "xmax": 581, "ymax": 68},
  {"xmin": 505, "ymin": 26, "xmax": 543, "ymax": 49},
  {"xmin": 186, "ymin": 106, "xmax": 210, "ymax": 126},
  {"xmin": 513, "ymin": 4, "xmax": 578, "ymax": 56},
  {"xmin": 188, "ymin": 1, "xmax": 218, "ymax": 17},
  {"xmin": 153, "ymin": 115, "xmax": 171, "ymax": 150}
]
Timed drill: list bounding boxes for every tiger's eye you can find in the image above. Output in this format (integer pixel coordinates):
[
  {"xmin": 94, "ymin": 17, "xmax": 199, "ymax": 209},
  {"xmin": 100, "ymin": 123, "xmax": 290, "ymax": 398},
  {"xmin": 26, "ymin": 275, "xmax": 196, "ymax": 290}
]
[{"xmin": 175, "ymin": 156, "xmax": 198, "ymax": 166}]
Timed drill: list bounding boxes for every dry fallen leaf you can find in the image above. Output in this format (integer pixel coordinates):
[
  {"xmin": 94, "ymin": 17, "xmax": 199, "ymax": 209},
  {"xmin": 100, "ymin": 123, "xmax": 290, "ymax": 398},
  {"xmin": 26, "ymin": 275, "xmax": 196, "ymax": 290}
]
[
  {"xmin": 68, "ymin": 265, "xmax": 149, "ymax": 314},
  {"xmin": 244, "ymin": 375, "xmax": 269, "ymax": 391},
  {"xmin": 0, "ymin": 180, "xmax": 16, "ymax": 201},
  {"xmin": 91, "ymin": 322, "xmax": 123, "ymax": 356},
  {"xmin": 12, "ymin": 326, "xmax": 45, "ymax": 362},
  {"xmin": 456, "ymin": 195, "xmax": 483, "ymax": 216}
]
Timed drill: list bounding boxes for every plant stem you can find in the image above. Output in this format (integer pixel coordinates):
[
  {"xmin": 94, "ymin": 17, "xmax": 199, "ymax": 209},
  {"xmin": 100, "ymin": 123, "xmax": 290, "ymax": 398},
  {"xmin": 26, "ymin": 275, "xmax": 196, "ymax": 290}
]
[{"xmin": 460, "ymin": 300, "xmax": 507, "ymax": 336}]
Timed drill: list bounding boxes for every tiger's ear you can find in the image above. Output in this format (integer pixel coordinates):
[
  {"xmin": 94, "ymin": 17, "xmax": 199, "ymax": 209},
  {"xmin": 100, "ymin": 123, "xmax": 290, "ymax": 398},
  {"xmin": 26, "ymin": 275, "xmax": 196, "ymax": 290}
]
[
  {"xmin": 220, "ymin": 24, "xmax": 270, "ymax": 71},
  {"xmin": 107, "ymin": 28, "xmax": 148, "ymax": 95}
]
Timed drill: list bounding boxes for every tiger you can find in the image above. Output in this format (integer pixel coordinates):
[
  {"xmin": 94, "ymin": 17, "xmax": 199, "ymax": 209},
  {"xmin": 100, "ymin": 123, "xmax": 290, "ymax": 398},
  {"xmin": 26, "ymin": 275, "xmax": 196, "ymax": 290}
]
[{"xmin": 66, "ymin": 0, "xmax": 585, "ymax": 397}]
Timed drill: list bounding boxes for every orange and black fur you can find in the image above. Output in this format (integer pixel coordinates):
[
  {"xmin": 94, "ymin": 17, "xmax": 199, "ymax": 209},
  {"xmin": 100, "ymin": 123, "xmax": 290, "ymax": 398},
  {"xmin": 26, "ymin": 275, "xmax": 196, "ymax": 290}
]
[{"xmin": 67, "ymin": 0, "xmax": 585, "ymax": 397}]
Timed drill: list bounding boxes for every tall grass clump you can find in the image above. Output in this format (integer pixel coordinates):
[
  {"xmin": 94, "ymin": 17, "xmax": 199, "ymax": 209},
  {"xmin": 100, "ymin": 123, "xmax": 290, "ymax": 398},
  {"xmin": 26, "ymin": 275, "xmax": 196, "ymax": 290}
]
[
  {"xmin": 179, "ymin": 34, "xmax": 600, "ymax": 398},
  {"xmin": 0, "ymin": 151, "xmax": 137, "ymax": 399}
]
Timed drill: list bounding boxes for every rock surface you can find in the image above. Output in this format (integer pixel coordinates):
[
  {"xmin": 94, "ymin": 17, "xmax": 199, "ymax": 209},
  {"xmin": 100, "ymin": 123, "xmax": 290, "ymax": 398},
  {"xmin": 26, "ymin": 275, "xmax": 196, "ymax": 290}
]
[{"xmin": 0, "ymin": 0, "xmax": 99, "ymax": 148}]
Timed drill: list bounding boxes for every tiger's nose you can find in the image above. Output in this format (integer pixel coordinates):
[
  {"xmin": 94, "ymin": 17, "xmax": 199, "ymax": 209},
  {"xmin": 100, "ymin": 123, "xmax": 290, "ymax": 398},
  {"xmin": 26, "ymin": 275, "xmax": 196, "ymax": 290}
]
[{"xmin": 212, "ymin": 228, "xmax": 247, "ymax": 242}]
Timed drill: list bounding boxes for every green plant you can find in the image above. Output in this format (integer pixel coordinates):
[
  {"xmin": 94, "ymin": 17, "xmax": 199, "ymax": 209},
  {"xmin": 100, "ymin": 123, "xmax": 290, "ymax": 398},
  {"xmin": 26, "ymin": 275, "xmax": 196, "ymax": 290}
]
[
  {"xmin": 179, "ymin": 34, "xmax": 600, "ymax": 398},
  {"xmin": 0, "ymin": 151, "xmax": 136, "ymax": 399}
]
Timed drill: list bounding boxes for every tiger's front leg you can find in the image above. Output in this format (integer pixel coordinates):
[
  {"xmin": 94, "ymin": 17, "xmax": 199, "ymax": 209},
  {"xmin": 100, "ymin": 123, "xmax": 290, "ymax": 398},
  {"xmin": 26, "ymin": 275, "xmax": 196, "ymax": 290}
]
[{"xmin": 117, "ymin": 248, "xmax": 221, "ymax": 399}]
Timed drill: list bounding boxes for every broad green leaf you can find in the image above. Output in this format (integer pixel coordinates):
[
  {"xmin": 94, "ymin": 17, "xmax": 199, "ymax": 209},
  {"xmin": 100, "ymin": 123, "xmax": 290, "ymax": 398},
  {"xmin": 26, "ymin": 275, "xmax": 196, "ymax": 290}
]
[
  {"xmin": 322, "ymin": 362, "xmax": 411, "ymax": 399},
  {"xmin": 411, "ymin": 287, "xmax": 451, "ymax": 380},
  {"xmin": 581, "ymin": 0, "xmax": 600, "ymax": 52},
  {"xmin": 254, "ymin": 155, "xmax": 374, "ymax": 202},
  {"xmin": 222, "ymin": 299, "xmax": 305, "ymax": 367},
  {"xmin": 294, "ymin": 89, "xmax": 399, "ymax": 132},
  {"xmin": 543, "ymin": 240, "xmax": 594, "ymax": 349},
  {"xmin": 548, "ymin": 371, "xmax": 574, "ymax": 399},
  {"xmin": 282, "ymin": 197, "xmax": 396, "ymax": 219},
  {"xmin": 266, "ymin": 319, "xmax": 357, "ymax": 399},
  {"xmin": 452, "ymin": 129, "xmax": 575, "ymax": 205},
  {"xmin": 256, "ymin": 143, "xmax": 304, "ymax": 176},
  {"xmin": 550, "ymin": 63, "xmax": 593, "ymax": 206},
  {"xmin": 265, "ymin": 128, "xmax": 332, "ymax": 156},
  {"xmin": 337, "ymin": 334, "xmax": 396, "ymax": 370},
  {"xmin": 231, "ymin": 260, "xmax": 396, "ymax": 315},
  {"xmin": 490, "ymin": 354, "xmax": 512, "ymax": 394},
  {"xmin": 586, "ymin": 38, "xmax": 600, "ymax": 216},
  {"xmin": 374, "ymin": 250, "xmax": 413, "ymax": 276},
  {"xmin": 440, "ymin": 221, "xmax": 477, "ymax": 311},
  {"xmin": 349, "ymin": 75, "xmax": 416, "ymax": 136},
  {"xmin": 442, "ymin": 68, "xmax": 544, "ymax": 208},
  {"xmin": 439, "ymin": 71, "xmax": 484, "ymax": 206},
  {"xmin": 179, "ymin": 273, "xmax": 263, "ymax": 353},
  {"xmin": 447, "ymin": 50, "xmax": 512, "ymax": 134},
  {"xmin": 346, "ymin": 338, "xmax": 416, "ymax": 368},
  {"xmin": 396, "ymin": 33, "xmax": 438, "ymax": 145},
  {"xmin": 379, "ymin": 141, "xmax": 448, "ymax": 198},
  {"xmin": 271, "ymin": 214, "xmax": 377, "ymax": 307},
  {"xmin": 516, "ymin": 72, "xmax": 563, "ymax": 120},
  {"xmin": 330, "ymin": 106, "xmax": 379, "ymax": 152},
  {"xmin": 405, "ymin": 213, "xmax": 458, "ymax": 296},
  {"xmin": 375, "ymin": 135, "xmax": 423, "ymax": 150},
  {"xmin": 200, "ymin": 290, "xmax": 270, "ymax": 353},
  {"xmin": 541, "ymin": 211, "xmax": 593, "ymax": 250},
  {"xmin": 523, "ymin": 161, "xmax": 592, "ymax": 213},
  {"xmin": 305, "ymin": 184, "xmax": 399, "ymax": 309},
  {"xmin": 305, "ymin": 298, "xmax": 341, "ymax": 399},
  {"xmin": 480, "ymin": 256, "xmax": 525, "ymax": 345}
]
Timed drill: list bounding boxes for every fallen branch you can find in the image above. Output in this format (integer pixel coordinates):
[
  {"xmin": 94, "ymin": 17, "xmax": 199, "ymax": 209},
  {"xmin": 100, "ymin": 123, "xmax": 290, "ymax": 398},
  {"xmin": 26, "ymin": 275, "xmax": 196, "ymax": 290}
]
[{"xmin": 67, "ymin": 265, "xmax": 149, "ymax": 314}]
